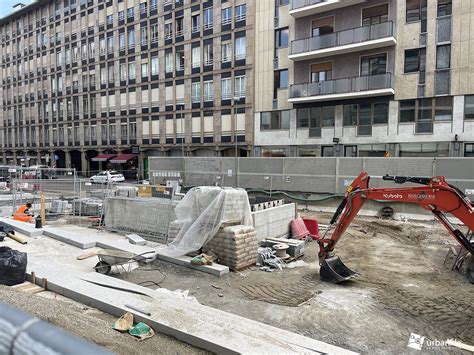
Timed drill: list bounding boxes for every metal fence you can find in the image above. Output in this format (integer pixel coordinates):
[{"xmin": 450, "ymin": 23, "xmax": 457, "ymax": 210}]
[{"xmin": 149, "ymin": 157, "xmax": 474, "ymax": 198}]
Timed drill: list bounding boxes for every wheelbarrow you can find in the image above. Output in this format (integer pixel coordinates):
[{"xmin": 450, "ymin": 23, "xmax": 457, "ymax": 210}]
[{"xmin": 94, "ymin": 250, "xmax": 156, "ymax": 275}]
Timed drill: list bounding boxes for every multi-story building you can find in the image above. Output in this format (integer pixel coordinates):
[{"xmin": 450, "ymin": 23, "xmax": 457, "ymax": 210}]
[
  {"xmin": 0, "ymin": 0, "xmax": 253, "ymax": 176},
  {"xmin": 254, "ymin": 0, "xmax": 474, "ymax": 158}
]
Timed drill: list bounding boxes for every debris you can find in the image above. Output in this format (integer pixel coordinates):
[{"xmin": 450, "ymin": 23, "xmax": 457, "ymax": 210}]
[
  {"xmin": 211, "ymin": 284, "xmax": 222, "ymax": 290},
  {"xmin": 286, "ymin": 260, "xmax": 305, "ymax": 269},
  {"xmin": 128, "ymin": 322, "xmax": 155, "ymax": 341},
  {"xmin": 126, "ymin": 234, "xmax": 147, "ymax": 246},
  {"xmin": 113, "ymin": 312, "xmax": 134, "ymax": 332},
  {"xmin": 257, "ymin": 247, "xmax": 284, "ymax": 271},
  {"xmin": 0, "ymin": 247, "xmax": 27, "ymax": 286},
  {"xmin": 190, "ymin": 253, "xmax": 213, "ymax": 266},
  {"xmin": 218, "ymin": 293, "xmax": 224, "ymax": 297}
]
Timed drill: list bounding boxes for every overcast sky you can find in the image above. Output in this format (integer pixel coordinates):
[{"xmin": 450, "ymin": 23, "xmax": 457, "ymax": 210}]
[{"xmin": 0, "ymin": 1, "xmax": 34, "ymax": 18}]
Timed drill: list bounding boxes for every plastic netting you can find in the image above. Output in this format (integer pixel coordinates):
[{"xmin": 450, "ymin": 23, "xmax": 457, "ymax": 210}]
[{"xmin": 159, "ymin": 187, "xmax": 252, "ymax": 257}]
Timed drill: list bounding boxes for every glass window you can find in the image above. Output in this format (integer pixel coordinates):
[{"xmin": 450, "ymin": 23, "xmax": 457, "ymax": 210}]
[
  {"xmin": 192, "ymin": 46, "xmax": 201, "ymax": 68},
  {"xmin": 399, "ymin": 100, "xmax": 416, "ymax": 122},
  {"xmin": 406, "ymin": 0, "xmax": 426, "ymax": 23},
  {"xmin": 221, "ymin": 42, "xmax": 232, "ymax": 62},
  {"xmin": 275, "ymin": 28, "xmax": 289, "ymax": 48},
  {"xmin": 204, "ymin": 43, "xmax": 213, "ymax": 65},
  {"xmin": 235, "ymin": 37, "xmax": 246, "ymax": 60},
  {"xmin": 165, "ymin": 52, "xmax": 173, "ymax": 72},
  {"xmin": 436, "ymin": 45, "xmax": 451, "ymax": 69},
  {"xmin": 362, "ymin": 4, "xmax": 388, "ymax": 26},
  {"xmin": 222, "ymin": 8, "xmax": 232, "ymax": 25},
  {"xmin": 260, "ymin": 111, "xmax": 290, "ymax": 130},
  {"xmin": 151, "ymin": 56, "xmax": 159, "ymax": 75},
  {"xmin": 297, "ymin": 108, "xmax": 309, "ymax": 128},
  {"xmin": 203, "ymin": 81, "xmax": 214, "ymax": 101},
  {"xmin": 274, "ymin": 70, "xmax": 288, "ymax": 89},
  {"xmin": 465, "ymin": 143, "xmax": 474, "ymax": 157},
  {"xmin": 434, "ymin": 96, "xmax": 452, "ymax": 121},
  {"xmin": 221, "ymin": 78, "xmax": 231, "ymax": 99},
  {"xmin": 175, "ymin": 17, "xmax": 184, "ymax": 36},
  {"xmin": 373, "ymin": 103, "xmax": 389, "ymax": 124},
  {"xmin": 192, "ymin": 14, "xmax": 200, "ymax": 32},
  {"xmin": 437, "ymin": 0, "xmax": 452, "ymax": 17},
  {"xmin": 361, "ymin": 54, "xmax": 387, "ymax": 76},
  {"xmin": 404, "ymin": 48, "xmax": 425, "ymax": 73},
  {"xmin": 204, "ymin": 8, "xmax": 213, "ymax": 29},
  {"xmin": 322, "ymin": 146, "xmax": 335, "ymax": 157},
  {"xmin": 235, "ymin": 4, "xmax": 246, "ymax": 21},
  {"xmin": 141, "ymin": 63, "xmax": 148, "ymax": 78},
  {"xmin": 128, "ymin": 62, "xmax": 135, "ymax": 80},
  {"xmin": 235, "ymin": 76, "xmax": 246, "ymax": 97},
  {"xmin": 128, "ymin": 30, "xmax": 135, "ymax": 49},
  {"xmin": 465, "ymin": 95, "xmax": 474, "ymax": 120},
  {"xmin": 344, "ymin": 105, "xmax": 358, "ymax": 126}
]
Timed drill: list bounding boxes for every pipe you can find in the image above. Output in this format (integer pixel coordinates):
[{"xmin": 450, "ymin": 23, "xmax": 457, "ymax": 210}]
[{"xmin": 0, "ymin": 303, "xmax": 112, "ymax": 355}]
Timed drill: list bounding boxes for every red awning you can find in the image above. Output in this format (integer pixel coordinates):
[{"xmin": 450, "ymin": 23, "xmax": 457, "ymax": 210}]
[
  {"xmin": 110, "ymin": 154, "xmax": 138, "ymax": 164},
  {"xmin": 91, "ymin": 154, "xmax": 117, "ymax": 162}
]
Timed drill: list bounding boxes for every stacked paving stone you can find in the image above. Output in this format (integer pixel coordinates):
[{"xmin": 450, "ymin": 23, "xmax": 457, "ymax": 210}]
[{"xmin": 203, "ymin": 225, "xmax": 258, "ymax": 271}]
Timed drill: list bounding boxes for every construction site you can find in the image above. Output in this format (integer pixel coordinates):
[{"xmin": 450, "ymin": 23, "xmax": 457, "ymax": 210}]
[{"xmin": 0, "ymin": 157, "xmax": 473, "ymax": 354}]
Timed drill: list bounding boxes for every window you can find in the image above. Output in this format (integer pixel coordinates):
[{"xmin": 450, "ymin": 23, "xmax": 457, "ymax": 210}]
[
  {"xmin": 465, "ymin": 95, "xmax": 474, "ymax": 120},
  {"xmin": 121, "ymin": 123, "xmax": 128, "ymax": 141},
  {"xmin": 175, "ymin": 17, "xmax": 184, "ymax": 37},
  {"xmin": 192, "ymin": 46, "xmax": 201, "ymax": 68},
  {"xmin": 175, "ymin": 50, "xmax": 185, "ymax": 71},
  {"xmin": 151, "ymin": 56, "xmax": 159, "ymax": 75},
  {"xmin": 127, "ymin": 7, "xmax": 134, "ymax": 18},
  {"xmin": 140, "ymin": 28, "xmax": 148, "ymax": 46},
  {"xmin": 297, "ymin": 107, "xmax": 335, "ymax": 137},
  {"xmin": 119, "ymin": 33, "xmax": 125, "ymax": 51},
  {"xmin": 204, "ymin": 44, "xmax": 213, "ymax": 65},
  {"xmin": 165, "ymin": 23, "xmax": 173, "ymax": 39},
  {"xmin": 465, "ymin": 143, "xmax": 474, "ymax": 157},
  {"xmin": 221, "ymin": 78, "xmax": 231, "ymax": 99},
  {"xmin": 120, "ymin": 63, "xmax": 127, "ymax": 81},
  {"xmin": 362, "ymin": 4, "xmax": 388, "ymax": 26},
  {"xmin": 310, "ymin": 62, "xmax": 332, "ymax": 82},
  {"xmin": 118, "ymin": 11, "xmax": 125, "ymax": 21},
  {"xmin": 107, "ymin": 36, "xmax": 114, "ymax": 53},
  {"xmin": 235, "ymin": 37, "xmax": 246, "ymax": 60},
  {"xmin": 109, "ymin": 125, "xmax": 116, "ymax": 140},
  {"xmin": 406, "ymin": 0, "xmax": 427, "ymax": 23},
  {"xmin": 192, "ymin": 82, "xmax": 201, "ymax": 103},
  {"xmin": 274, "ymin": 70, "xmax": 288, "ymax": 89},
  {"xmin": 108, "ymin": 65, "xmax": 115, "ymax": 83},
  {"xmin": 437, "ymin": 0, "xmax": 452, "ymax": 17},
  {"xmin": 399, "ymin": 143, "xmax": 449, "ymax": 157},
  {"xmin": 261, "ymin": 111, "xmax": 290, "ymax": 130},
  {"xmin": 361, "ymin": 54, "xmax": 387, "ymax": 76},
  {"xmin": 204, "ymin": 8, "xmax": 213, "ymax": 30},
  {"xmin": 235, "ymin": 76, "xmax": 246, "ymax": 97},
  {"xmin": 139, "ymin": 2, "xmax": 147, "ymax": 14},
  {"xmin": 222, "ymin": 8, "xmax": 232, "ymax": 25},
  {"xmin": 221, "ymin": 42, "xmax": 232, "ymax": 63},
  {"xmin": 235, "ymin": 4, "xmax": 246, "ymax": 21},
  {"xmin": 399, "ymin": 100, "xmax": 416, "ymax": 122},
  {"xmin": 165, "ymin": 52, "xmax": 173, "ymax": 72},
  {"xmin": 107, "ymin": 14, "xmax": 113, "ymax": 25},
  {"xmin": 435, "ymin": 96, "xmax": 453, "ymax": 121},
  {"xmin": 275, "ymin": 28, "xmax": 289, "ymax": 48},
  {"xmin": 203, "ymin": 81, "xmax": 214, "ymax": 101},
  {"xmin": 128, "ymin": 29, "xmax": 135, "ymax": 49},
  {"xmin": 436, "ymin": 45, "xmax": 451, "ymax": 69},
  {"xmin": 141, "ymin": 63, "xmax": 148, "ymax": 77},
  {"xmin": 128, "ymin": 62, "xmax": 136, "ymax": 80},
  {"xmin": 404, "ymin": 48, "xmax": 425, "ymax": 73},
  {"xmin": 192, "ymin": 14, "xmax": 200, "ymax": 32},
  {"xmin": 343, "ymin": 102, "xmax": 389, "ymax": 135},
  {"xmin": 151, "ymin": 24, "xmax": 158, "ymax": 44},
  {"xmin": 130, "ymin": 122, "xmax": 137, "ymax": 140}
]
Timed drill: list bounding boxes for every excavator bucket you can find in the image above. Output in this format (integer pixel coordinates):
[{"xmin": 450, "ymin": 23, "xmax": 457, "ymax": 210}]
[{"xmin": 320, "ymin": 256, "xmax": 359, "ymax": 283}]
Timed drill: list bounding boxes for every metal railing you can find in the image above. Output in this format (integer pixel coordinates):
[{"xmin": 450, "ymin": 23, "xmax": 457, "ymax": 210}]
[
  {"xmin": 291, "ymin": 21, "xmax": 395, "ymax": 55},
  {"xmin": 290, "ymin": 73, "xmax": 393, "ymax": 99}
]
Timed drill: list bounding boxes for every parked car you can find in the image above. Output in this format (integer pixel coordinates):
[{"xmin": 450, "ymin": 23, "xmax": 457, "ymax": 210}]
[
  {"xmin": 89, "ymin": 171, "xmax": 125, "ymax": 184},
  {"xmin": 23, "ymin": 165, "xmax": 57, "ymax": 179}
]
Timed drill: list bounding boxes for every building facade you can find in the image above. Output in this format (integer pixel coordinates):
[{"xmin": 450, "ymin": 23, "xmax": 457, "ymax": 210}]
[
  {"xmin": 0, "ymin": 0, "xmax": 253, "ymax": 176},
  {"xmin": 254, "ymin": 0, "xmax": 474, "ymax": 158}
]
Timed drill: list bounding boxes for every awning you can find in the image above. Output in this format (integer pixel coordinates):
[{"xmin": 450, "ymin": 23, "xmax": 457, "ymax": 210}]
[
  {"xmin": 91, "ymin": 154, "xmax": 117, "ymax": 162},
  {"xmin": 110, "ymin": 154, "xmax": 138, "ymax": 164}
]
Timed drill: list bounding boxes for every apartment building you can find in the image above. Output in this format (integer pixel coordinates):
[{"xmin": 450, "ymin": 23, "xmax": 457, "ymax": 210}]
[
  {"xmin": 0, "ymin": 0, "xmax": 253, "ymax": 176},
  {"xmin": 254, "ymin": 0, "xmax": 474, "ymax": 158}
]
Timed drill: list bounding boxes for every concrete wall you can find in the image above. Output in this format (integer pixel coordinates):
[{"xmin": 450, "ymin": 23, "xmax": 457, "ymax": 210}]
[
  {"xmin": 104, "ymin": 196, "xmax": 177, "ymax": 243},
  {"xmin": 149, "ymin": 157, "xmax": 474, "ymax": 197},
  {"xmin": 252, "ymin": 203, "xmax": 296, "ymax": 241}
]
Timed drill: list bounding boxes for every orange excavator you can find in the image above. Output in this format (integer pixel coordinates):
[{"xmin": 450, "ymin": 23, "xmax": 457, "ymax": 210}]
[{"xmin": 318, "ymin": 172, "xmax": 474, "ymax": 283}]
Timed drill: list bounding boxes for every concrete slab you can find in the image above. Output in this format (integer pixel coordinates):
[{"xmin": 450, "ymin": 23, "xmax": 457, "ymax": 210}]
[
  {"xmin": 0, "ymin": 217, "xmax": 43, "ymax": 237},
  {"xmin": 157, "ymin": 254, "xmax": 229, "ymax": 277},
  {"xmin": 25, "ymin": 258, "xmax": 356, "ymax": 355},
  {"xmin": 43, "ymin": 227, "xmax": 98, "ymax": 249},
  {"xmin": 126, "ymin": 234, "xmax": 147, "ymax": 246}
]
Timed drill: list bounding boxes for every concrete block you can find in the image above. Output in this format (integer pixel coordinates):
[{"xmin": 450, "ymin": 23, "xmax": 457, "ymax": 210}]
[
  {"xmin": 156, "ymin": 254, "xmax": 229, "ymax": 276},
  {"xmin": 126, "ymin": 234, "xmax": 147, "ymax": 246},
  {"xmin": 43, "ymin": 227, "xmax": 98, "ymax": 249},
  {"xmin": 0, "ymin": 217, "xmax": 43, "ymax": 237}
]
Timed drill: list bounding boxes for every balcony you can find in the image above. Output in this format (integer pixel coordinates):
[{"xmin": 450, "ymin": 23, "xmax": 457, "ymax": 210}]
[
  {"xmin": 289, "ymin": 73, "xmax": 393, "ymax": 103},
  {"xmin": 289, "ymin": 0, "xmax": 366, "ymax": 18},
  {"xmin": 289, "ymin": 22, "xmax": 396, "ymax": 61}
]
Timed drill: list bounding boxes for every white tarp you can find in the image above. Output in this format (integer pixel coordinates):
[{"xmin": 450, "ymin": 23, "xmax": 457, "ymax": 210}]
[{"xmin": 160, "ymin": 187, "xmax": 252, "ymax": 257}]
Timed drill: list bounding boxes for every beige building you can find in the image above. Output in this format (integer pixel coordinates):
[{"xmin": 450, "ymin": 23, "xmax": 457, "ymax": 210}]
[
  {"xmin": 0, "ymin": 0, "xmax": 254, "ymax": 176},
  {"xmin": 254, "ymin": 0, "xmax": 474, "ymax": 158}
]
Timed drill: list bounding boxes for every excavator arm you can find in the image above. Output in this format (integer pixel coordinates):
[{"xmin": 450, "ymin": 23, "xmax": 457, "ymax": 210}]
[{"xmin": 318, "ymin": 171, "xmax": 474, "ymax": 283}]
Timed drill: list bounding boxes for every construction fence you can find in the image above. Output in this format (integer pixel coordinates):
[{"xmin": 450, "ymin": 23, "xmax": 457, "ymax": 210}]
[{"xmin": 148, "ymin": 157, "xmax": 474, "ymax": 197}]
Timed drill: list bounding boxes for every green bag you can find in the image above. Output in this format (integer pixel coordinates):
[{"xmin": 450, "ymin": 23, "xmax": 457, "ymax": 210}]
[{"xmin": 128, "ymin": 322, "xmax": 155, "ymax": 341}]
